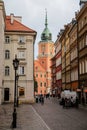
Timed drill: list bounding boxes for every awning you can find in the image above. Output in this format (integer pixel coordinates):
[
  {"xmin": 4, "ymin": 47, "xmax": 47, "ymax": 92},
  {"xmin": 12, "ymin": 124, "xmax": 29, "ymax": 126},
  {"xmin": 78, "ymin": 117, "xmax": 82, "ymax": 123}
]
[
  {"xmin": 76, "ymin": 89, "xmax": 81, "ymax": 92},
  {"xmin": 84, "ymin": 89, "xmax": 87, "ymax": 93}
]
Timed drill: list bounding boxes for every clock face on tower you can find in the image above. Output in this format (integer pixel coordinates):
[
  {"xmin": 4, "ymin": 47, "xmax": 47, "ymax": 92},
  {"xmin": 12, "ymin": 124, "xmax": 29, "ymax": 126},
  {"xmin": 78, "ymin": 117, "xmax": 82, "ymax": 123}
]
[{"xmin": 41, "ymin": 44, "xmax": 45, "ymax": 51}]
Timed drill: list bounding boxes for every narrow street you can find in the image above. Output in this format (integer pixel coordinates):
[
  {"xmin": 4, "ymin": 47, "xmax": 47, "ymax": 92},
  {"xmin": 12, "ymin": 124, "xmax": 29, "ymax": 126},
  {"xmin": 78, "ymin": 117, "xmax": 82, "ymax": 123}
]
[
  {"xmin": 32, "ymin": 97, "xmax": 87, "ymax": 130},
  {"xmin": 0, "ymin": 98, "xmax": 87, "ymax": 130}
]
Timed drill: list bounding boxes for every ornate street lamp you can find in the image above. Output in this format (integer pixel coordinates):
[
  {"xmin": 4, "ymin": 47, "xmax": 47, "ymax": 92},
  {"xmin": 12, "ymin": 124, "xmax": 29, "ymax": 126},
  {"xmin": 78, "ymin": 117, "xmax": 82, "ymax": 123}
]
[
  {"xmin": 16, "ymin": 74, "xmax": 19, "ymax": 107},
  {"xmin": 12, "ymin": 55, "xmax": 19, "ymax": 128}
]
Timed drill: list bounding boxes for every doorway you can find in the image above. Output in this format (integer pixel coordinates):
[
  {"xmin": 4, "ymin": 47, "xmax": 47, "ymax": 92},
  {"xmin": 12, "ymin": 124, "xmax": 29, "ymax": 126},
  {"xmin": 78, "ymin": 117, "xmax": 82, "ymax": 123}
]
[{"xmin": 4, "ymin": 88, "xmax": 9, "ymax": 101}]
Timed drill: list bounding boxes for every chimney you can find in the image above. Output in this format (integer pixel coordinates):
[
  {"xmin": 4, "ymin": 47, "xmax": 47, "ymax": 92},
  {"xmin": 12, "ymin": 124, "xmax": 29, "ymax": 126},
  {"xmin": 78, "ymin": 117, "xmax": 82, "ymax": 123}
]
[{"xmin": 10, "ymin": 13, "xmax": 14, "ymax": 24}]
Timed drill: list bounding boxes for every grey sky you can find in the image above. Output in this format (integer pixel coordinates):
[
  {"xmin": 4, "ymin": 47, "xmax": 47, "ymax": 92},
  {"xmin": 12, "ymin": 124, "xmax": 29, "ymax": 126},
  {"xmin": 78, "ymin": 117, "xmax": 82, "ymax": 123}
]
[{"xmin": 3, "ymin": 0, "xmax": 80, "ymax": 59}]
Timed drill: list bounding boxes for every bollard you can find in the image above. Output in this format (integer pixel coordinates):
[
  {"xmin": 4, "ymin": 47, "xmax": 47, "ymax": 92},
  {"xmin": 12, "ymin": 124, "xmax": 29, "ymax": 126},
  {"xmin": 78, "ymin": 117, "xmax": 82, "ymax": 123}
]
[{"xmin": 12, "ymin": 108, "xmax": 17, "ymax": 128}]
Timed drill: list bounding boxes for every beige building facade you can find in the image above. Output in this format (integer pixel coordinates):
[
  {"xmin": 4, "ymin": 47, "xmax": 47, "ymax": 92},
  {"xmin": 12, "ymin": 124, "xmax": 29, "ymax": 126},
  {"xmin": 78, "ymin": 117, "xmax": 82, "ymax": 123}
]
[
  {"xmin": 0, "ymin": 0, "xmax": 37, "ymax": 104},
  {"xmin": 76, "ymin": 1, "xmax": 87, "ymax": 103},
  {"xmin": 0, "ymin": 0, "xmax": 5, "ymax": 104}
]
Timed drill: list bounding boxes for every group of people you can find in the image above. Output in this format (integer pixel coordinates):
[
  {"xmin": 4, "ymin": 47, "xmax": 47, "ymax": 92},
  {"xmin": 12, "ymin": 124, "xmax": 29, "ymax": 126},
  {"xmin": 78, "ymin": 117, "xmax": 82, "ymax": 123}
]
[
  {"xmin": 61, "ymin": 96, "xmax": 79, "ymax": 108},
  {"xmin": 35, "ymin": 94, "xmax": 44, "ymax": 105}
]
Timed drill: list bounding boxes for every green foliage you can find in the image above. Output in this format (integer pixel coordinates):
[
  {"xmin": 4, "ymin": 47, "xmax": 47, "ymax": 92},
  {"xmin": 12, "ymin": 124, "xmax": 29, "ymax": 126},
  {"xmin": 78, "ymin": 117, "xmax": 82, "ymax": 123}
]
[{"xmin": 34, "ymin": 80, "xmax": 38, "ymax": 92}]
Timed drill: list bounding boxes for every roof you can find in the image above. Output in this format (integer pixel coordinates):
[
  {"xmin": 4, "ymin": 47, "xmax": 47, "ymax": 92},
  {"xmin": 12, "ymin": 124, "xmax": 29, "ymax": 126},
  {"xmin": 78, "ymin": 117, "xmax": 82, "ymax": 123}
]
[
  {"xmin": 80, "ymin": 0, "xmax": 87, "ymax": 5},
  {"xmin": 80, "ymin": 0, "xmax": 87, "ymax": 2},
  {"xmin": 5, "ymin": 16, "xmax": 36, "ymax": 33},
  {"xmin": 34, "ymin": 60, "xmax": 46, "ymax": 72},
  {"xmin": 41, "ymin": 11, "xmax": 52, "ymax": 42}
]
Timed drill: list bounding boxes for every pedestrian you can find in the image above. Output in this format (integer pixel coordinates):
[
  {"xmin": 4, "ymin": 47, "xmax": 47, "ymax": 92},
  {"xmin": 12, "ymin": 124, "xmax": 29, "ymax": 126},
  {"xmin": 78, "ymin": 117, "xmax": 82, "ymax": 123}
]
[
  {"xmin": 71, "ymin": 96, "xmax": 74, "ymax": 107},
  {"xmin": 75, "ymin": 96, "xmax": 79, "ymax": 108},
  {"xmin": 82, "ymin": 96, "xmax": 85, "ymax": 106},
  {"xmin": 41, "ymin": 95, "xmax": 44, "ymax": 105},
  {"xmin": 62, "ymin": 98, "xmax": 65, "ymax": 108}
]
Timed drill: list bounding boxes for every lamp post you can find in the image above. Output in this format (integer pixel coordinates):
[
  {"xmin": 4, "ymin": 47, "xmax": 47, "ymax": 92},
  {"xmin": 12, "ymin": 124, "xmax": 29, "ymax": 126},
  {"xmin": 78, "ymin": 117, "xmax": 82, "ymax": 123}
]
[
  {"xmin": 16, "ymin": 74, "xmax": 19, "ymax": 107},
  {"xmin": 12, "ymin": 55, "xmax": 19, "ymax": 128}
]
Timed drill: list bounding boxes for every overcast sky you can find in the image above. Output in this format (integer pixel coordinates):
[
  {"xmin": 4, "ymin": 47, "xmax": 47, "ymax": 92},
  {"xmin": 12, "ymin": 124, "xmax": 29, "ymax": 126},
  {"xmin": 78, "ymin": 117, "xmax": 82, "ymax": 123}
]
[{"xmin": 3, "ymin": 0, "xmax": 80, "ymax": 59}]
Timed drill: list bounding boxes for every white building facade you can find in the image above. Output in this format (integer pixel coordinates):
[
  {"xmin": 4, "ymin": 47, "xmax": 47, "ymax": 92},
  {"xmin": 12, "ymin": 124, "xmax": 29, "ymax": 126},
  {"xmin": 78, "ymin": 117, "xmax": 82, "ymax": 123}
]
[{"xmin": 0, "ymin": 0, "xmax": 37, "ymax": 104}]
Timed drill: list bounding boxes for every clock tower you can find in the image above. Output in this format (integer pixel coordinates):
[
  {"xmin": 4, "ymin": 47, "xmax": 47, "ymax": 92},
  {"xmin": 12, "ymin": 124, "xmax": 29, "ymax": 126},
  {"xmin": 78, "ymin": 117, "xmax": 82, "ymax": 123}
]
[{"xmin": 34, "ymin": 11, "xmax": 54, "ymax": 95}]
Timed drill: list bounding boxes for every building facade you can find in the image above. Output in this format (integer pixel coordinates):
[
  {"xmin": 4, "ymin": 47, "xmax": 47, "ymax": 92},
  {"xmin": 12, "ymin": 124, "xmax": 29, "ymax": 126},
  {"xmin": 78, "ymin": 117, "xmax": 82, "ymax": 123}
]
[
  {"xmin": 34, "ymin": 12, "xmax": 54, "ymax": 95},
  {"xmin": 51, "ymin": 30, "xmax": 63, "ymax": 97},
  {"xmin": 60, "ymin": 24, "xmax": 71, "ymax": 90},
  {"xmin": 69, "ymin": 20, "xmax": 78, "ymax": 91},
  {"xmin": 0, "ymin": 0, "xmax": 37, "ymax": 104},
  {"xmin": 50, "ymin": 55, "xmax": 56, "ymax": 96},
  {"xmin": 0, "ymin": 0, "xmax": 5, "ymax": 104},
  {"xmin": 76, "ymin": 1, "xmax": 87, "ymax": 103},
  {"xmin": 50, "ymin": 1, "xmax": 87, "ymax": 104}
]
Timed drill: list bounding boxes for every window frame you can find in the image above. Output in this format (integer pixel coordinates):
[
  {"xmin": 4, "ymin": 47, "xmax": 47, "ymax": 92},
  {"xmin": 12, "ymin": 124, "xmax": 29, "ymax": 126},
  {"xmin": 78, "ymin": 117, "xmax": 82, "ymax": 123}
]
[
  {"xmin": 5, "ymin": 36, "xmax": 10, "ymax": 44},
  {"xmin": 5, "ymin": 50, "xmax": 10, "ymax": 59},
  {"xmin": 5, "ymin": 66, "xmax": 10, "ymax": 76}
]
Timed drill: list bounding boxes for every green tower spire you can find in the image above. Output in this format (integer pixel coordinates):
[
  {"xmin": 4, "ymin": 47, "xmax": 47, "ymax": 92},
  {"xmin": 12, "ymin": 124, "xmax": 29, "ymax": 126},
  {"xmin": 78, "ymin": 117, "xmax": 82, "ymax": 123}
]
[
  {"xmin": 41, "ymin": 9, "xmax": 52, "ymax": 42},
  {"xmin": 45, "ymin": 9, "xmax": 48, "ymax": 28}
]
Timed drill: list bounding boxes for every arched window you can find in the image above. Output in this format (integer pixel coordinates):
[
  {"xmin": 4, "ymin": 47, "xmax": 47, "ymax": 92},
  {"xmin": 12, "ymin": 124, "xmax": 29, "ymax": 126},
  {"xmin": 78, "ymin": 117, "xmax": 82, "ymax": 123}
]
[
  {"xmin": 5, "ymin": 36, "xmax": 10, "ymax": 43},
  {"xmin": 85, "ymin": 59, "xmax": 87, "ymax": 73},
  {"xmin": 44, "ymin": 82, "xmax": 46, "ymax": 87},
  {"xmin": 5, "ymin": 50, "xmax": 10, "ymax": 59},
  {"xmin": 40, "ymin": 82, "xmax": 42, "ymax": 87},
  {"xmin": 5, "ymin": 66, "xmax": 10, "ymax": 76}
]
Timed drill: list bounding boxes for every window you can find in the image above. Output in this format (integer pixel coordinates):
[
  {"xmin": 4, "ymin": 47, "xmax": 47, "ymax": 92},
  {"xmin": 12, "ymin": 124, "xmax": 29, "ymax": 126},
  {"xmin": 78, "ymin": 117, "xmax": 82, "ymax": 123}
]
[
  {"xmin": 19, "ymin": 87, "xmax": 25, "ymax": 96},
  {"xmin": 79, "ymin": 62, "xmax": 82, "ymax": 74},
  {"xmin": 86, "ymin": 35, "xmax": 87, "ymax": 45},
  {"xmin": 40, "ymin": 74, "xmax": 42, "ymax": 77},
  {"xmin": 19, "ymin": 36, "xmax": 25, "ymax": 43},
  {"xmin": 44, "ymin": 74, "xmax": 46, "ymax": 77},
  {"xmin": 35, "ymin": 66, "xmax": 38, "ymax": 70},
  {"xmin": 41, "ymin": 45, "xmax": 45, "ymax": 51},
  {"xmin": 36, "ymin": 74, "xmax": 38, "ymax": 77},
  {"xmin": 19, "ymin": 66, "xmax": 24, "ymax": 75},
  {"xmin": 42, "ymin": 52, "xmax": 44, "ymax": 55},
  {"xmin": 5, "ymin": 66, "xmax": 10, "ymax": 76},
  {"xmin": 44, "ymin": 82, "xmax": 46, "ymax": 87},
  {"xmin": 85, "ymin": 60, "xmax": 87, "ymax": 73},
  {"xmin": 5, "ymin": 36, "xmax": 10, "ymax": 43},
  {"xmin": 82, "ymin": 61, "xmax": 85, "ymax": 74},
  {"xmin": 40, "ymin": 82, "xmax": 42, "ymax": 87},
  {"xmin": 44, "ymin": 90, "xmax": 46, "ymax": 93},
  {"xmin": 42, "ymin": 61, "xmax": 44, "ymax": 64},
  {"xmin": 18, "ymin": 51, "xmax": 25, "ymax": 59},
  {"xmin": 5, "ymin": 50, "xmax": 10, "ymax": 59}
]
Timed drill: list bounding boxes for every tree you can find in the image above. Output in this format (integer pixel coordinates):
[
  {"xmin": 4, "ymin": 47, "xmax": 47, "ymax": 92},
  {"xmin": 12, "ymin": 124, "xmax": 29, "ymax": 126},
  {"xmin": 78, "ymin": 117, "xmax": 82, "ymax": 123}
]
[{"xmin": 34, "ymin": 80, "xmax": 38, "ymax": 93}]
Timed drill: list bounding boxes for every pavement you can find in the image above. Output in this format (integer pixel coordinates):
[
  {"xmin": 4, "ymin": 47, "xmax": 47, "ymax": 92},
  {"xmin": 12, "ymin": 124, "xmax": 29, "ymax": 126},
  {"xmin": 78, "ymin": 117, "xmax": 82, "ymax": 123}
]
[
  {"xmin": 0, "ymin": 98, "xmax": 87, "ymax": 130},
  {"xmin": 0, "ymin": 103, "xmax": 51, "ymax": 130}
]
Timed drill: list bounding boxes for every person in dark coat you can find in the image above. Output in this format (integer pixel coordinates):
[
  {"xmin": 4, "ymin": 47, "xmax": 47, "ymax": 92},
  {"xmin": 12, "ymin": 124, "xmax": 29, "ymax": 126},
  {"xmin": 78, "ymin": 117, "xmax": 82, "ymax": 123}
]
[
  {"xmin": 40, "ymin": 94, "xmax": 44, "ymax": 105},
  {"xmin": 62, "ymin": 98, "xmax": 65, "ymax": 108},
  {"xmin": 75, "ymin": 96, "xmax": 79, "ymax": 108},
  {"xmin": 82, "ymin": 96, "xmax": 85, "ymax": 106}
]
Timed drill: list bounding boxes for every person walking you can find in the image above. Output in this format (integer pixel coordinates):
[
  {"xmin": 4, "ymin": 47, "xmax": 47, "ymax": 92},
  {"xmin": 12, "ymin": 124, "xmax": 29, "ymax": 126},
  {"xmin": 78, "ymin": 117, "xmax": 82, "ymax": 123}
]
[
  {"xmin": 40, "ymin": 94, "xmax": 44, "ymax": 105},
  {"xmin": 75, "ymin": 96, "xmax": 79, "ymax": 108},
  {"xmin": 62, "ymin": 98, "xmax": 65, "ymax": 108}
]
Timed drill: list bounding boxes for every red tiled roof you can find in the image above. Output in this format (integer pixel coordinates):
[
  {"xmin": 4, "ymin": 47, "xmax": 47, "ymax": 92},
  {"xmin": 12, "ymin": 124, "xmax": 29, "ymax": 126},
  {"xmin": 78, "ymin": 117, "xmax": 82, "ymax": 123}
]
[{"xmin": 5, "ymin": 16, "xmax": 36, "ymax": 33}]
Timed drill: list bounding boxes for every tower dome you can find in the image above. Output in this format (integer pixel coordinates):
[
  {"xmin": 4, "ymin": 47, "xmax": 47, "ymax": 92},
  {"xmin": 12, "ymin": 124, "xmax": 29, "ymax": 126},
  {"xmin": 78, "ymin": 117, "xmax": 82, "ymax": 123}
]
[{"xmin": 41, "ymin": 10, "xmax": 52, "ymax": 41}]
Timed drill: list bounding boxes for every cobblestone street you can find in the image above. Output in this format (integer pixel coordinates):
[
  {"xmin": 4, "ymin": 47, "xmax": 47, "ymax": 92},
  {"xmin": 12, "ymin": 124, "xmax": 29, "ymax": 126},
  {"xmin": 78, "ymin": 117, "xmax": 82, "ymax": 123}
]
[
  {"xmin": 0, "ymin": 98, "xmax": 87, "ymax": 130},
  {"xmin": 0, "ymin": 104, "xmax": 13, "ymax": 130}
]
